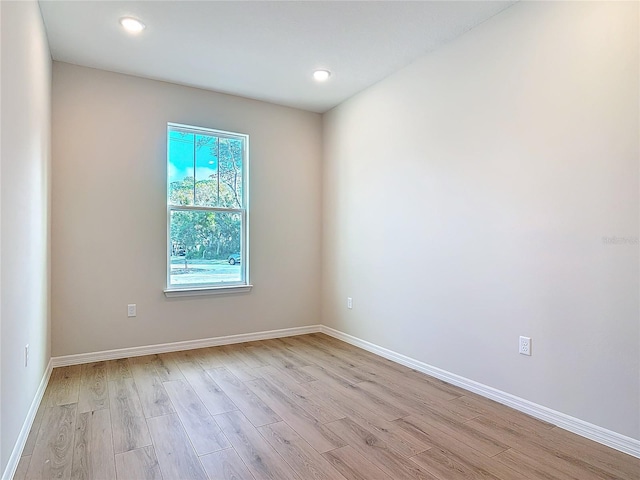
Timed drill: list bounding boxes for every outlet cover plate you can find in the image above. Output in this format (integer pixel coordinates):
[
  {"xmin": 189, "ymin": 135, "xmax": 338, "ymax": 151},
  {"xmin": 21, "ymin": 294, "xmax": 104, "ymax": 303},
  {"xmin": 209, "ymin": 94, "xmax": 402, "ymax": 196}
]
[{"xmin": 519, "ymin": 336, "xmax": 531, "ymax": 356}]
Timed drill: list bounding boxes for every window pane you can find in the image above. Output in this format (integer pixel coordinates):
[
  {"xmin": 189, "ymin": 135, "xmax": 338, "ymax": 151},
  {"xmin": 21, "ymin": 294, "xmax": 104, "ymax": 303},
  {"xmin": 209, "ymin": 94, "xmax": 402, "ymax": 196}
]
[
  {"xmin": 218, "ymin": 138, "xmax": 243, "ymax": 208},
  {"xmin": 195, "ymin": 134, "xmax": 219, "ymax": 207},
  {"xmin": 168, "ymin": 131, "xmax": 195, "ymax": 205},
  {"xmin": 170, "ymin": 210, "xmax": 242, "ymax": 286}
]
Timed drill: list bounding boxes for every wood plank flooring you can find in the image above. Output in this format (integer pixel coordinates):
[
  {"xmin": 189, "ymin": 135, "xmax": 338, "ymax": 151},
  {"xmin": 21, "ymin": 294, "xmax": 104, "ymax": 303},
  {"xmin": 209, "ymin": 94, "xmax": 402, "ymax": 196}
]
[{"xmin": 15, "ymin": 334, "xmax": 639, "ymax": 480}]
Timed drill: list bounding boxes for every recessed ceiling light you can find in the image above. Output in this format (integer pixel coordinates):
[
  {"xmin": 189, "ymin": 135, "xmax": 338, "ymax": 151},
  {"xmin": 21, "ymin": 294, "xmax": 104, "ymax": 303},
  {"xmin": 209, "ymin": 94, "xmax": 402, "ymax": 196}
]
[
  {"xmin": 313, "ymin": 70, "xmax": 331, "ymax": 82},
  {"xmin": 120, "ymin": 17, "xmax": 145, "ymax": 34}
]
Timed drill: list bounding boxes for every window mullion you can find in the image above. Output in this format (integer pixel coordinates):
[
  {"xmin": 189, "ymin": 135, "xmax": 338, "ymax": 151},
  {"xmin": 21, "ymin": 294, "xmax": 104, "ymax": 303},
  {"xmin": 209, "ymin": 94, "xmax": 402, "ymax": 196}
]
[
  {"xmin": 169, "ymin": 205, "xmax": 244, "ymax": 214},
  {"xmin": 192, "ymin": 133, "xmax": 197, "ymax": 205}
]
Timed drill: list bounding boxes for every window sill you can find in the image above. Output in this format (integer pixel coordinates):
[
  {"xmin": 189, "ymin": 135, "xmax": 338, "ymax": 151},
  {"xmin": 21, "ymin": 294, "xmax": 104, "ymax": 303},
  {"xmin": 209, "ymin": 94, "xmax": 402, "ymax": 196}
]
[{"xmin": 164, "ymin": 284, "xmax": 253, "ymax": 297}]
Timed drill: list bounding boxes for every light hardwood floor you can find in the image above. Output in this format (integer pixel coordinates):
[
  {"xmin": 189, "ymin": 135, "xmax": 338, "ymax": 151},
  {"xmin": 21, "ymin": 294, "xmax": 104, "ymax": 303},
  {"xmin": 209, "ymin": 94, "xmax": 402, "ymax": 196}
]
[{"xmin": 16, "ymin": 333, "xmax": 639, "ymax": 479}]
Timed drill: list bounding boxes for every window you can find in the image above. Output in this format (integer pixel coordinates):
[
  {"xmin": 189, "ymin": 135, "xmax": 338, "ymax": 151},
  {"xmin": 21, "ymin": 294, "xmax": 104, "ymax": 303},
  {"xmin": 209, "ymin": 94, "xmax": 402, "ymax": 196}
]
[{"xmin": 165, "ymin": 123, "xmax": 249, "ymax": 294}]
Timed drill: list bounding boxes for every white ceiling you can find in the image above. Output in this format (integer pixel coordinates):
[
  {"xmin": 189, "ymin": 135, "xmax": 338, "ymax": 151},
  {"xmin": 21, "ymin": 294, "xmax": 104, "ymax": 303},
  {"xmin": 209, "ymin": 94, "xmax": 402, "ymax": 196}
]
[{"xmin": 39, "ymin": 1, "xmax": 515, "ymax": 113}]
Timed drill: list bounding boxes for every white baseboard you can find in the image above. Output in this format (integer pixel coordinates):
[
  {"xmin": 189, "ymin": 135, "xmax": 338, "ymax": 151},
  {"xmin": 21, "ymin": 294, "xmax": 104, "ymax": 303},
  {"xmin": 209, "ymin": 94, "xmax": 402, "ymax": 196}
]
[
  {"xmin": 51, "ymin": 325, "xmax": 322, "ymax": 367},
  {"xmin": 320, "ymin": 325, "xmax": 640, "ymax": 459},
  {"xmin": 2, "ymin": 359, "xmax": 53, "ymax": 480}
]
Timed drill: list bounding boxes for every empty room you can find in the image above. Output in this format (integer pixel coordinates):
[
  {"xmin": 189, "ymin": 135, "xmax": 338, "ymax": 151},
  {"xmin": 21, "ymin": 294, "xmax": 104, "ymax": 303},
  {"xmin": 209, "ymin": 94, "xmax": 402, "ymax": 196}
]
[{"xmin": 1, "ymin": 0, "xmax": 638, "ymax": 479}]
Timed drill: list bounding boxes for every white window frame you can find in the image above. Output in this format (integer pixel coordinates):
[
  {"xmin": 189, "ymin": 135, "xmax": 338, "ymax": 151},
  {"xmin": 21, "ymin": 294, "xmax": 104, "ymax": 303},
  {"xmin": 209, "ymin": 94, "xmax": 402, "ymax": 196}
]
[{"xmin": 164, "ymin": 123, "xmax": 251, "ymax": 297}]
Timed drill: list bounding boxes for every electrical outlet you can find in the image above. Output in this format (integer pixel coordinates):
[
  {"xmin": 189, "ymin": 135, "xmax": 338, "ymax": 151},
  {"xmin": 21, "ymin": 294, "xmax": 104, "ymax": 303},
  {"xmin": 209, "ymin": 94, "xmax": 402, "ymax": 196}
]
[
  {"xmin": 519, "ymin": 336, "xmax": 531, "ymax": 356},
  {"xmin": 127, "ymin": 304, "xmax": 137, "ymax": 317},
  {"xmin": 347, "ymin": 297, "xmax": 353, "ymax": 309},
  {"xmin": 25, "ymin": 344, "xmax": 29, "ymax": 367}
]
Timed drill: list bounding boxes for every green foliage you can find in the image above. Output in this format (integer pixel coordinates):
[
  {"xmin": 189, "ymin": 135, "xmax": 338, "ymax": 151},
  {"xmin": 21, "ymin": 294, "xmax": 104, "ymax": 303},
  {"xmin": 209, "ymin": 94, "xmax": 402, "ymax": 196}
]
[{"xmin": 170, "ymin": 209, "xmax": 240, "ymax": 261}]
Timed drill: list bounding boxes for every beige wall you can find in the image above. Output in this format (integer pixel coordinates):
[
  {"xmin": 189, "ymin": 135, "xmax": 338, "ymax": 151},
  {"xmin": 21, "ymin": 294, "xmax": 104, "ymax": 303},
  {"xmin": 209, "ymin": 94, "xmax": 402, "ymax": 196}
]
[
  {"xmin": 322, "ymin": 1, "xmax": 639, "ymax": 440},
  {"xmin": 51, "ymin": 63, "xmax": 322, "ymax": 357},
  {"xmin": 0, "ymin": 0, "xmax": 51, "ymax": 472}
]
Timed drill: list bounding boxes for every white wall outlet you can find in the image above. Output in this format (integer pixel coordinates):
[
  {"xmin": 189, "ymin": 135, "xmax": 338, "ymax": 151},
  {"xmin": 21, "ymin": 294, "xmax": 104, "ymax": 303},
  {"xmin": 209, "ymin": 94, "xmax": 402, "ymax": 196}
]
[
  {"xmin": 347, "ymin": 297, "xmax": 353, "ymax": 309},
  {"xmin": 127, "ymin": 304, "xmax": 137, "ymax": 317},
  {"xmin": 519, "ymin": 336, "xmax": 531, "ymax": 356},
  {"xmin": 25, "ymin": 344, "xmax": 29, "ymax": 367}
]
